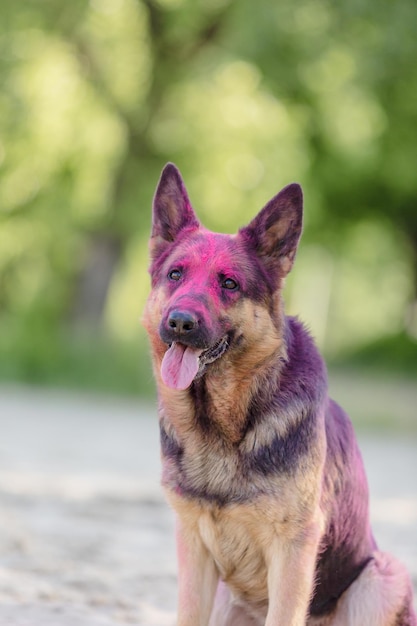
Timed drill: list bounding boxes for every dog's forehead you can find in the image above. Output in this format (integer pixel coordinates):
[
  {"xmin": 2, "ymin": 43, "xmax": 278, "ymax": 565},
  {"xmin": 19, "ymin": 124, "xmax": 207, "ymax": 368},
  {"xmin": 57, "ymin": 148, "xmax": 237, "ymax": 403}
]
[
  {"xmin": 167, "ymin": 229, "xmax": 238, "ymax": 261},
  {"xmin": 190, "ymin": 229, "xmax": 237, "ymax": 255}
]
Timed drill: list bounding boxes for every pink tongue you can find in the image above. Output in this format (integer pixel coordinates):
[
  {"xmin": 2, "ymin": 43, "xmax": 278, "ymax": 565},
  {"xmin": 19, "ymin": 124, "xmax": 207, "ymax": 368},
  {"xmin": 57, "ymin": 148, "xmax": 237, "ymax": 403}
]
[{"xmin": 161, "ymin": 343, "xmax": 202, "ymax": 390}]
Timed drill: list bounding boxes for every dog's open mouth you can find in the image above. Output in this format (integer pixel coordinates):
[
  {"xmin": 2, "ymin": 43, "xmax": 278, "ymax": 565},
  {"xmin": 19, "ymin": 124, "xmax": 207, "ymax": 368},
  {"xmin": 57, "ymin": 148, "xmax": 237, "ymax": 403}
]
[
  {"xmin": 161, "ymin": 336, "xmax": 229, "ymax": 391},
  {"xmin": 199, "ymin": 335, "xmax": 229, "ymax": 367}
]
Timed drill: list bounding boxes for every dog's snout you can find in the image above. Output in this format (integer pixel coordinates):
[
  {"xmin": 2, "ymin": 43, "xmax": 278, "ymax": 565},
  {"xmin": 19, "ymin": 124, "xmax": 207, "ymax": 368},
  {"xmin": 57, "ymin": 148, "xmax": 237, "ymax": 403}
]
[{"xmin": 167, "ymin": 310, "xmax": 198, "ymax": 336}]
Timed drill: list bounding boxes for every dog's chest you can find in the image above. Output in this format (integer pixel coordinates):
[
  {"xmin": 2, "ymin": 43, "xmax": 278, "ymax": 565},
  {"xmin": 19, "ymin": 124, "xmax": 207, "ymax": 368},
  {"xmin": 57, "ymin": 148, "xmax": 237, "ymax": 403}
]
[
  {"xmin": 161, "ymin": 421, "xmax": 310, "ymax": 507},
  {"xmin": 196, "ymin": 501, "xmax": 289, "ymax": 603}
]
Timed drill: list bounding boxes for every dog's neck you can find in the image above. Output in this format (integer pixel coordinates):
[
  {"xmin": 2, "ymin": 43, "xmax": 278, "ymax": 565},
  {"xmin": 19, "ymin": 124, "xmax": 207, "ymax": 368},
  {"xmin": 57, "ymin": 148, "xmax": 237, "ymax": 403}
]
[
  {"xmin": 156, "ymin": 316, "xmax": 328, "ymax": 450},
  {"xmin": 157, "ymin": 333, "xmax": 286, "ymax": 446}
]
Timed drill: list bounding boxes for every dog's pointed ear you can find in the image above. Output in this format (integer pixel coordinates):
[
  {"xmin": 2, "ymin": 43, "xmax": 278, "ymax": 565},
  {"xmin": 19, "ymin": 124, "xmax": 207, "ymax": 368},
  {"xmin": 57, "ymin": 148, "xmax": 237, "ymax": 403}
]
[
  {"xmin": 150, "ymin": 163, "xmax": 199, "ymax": 257},
  {"xmin": 239, "ymin": 183, "xmax": 303, "ymax": 276}
]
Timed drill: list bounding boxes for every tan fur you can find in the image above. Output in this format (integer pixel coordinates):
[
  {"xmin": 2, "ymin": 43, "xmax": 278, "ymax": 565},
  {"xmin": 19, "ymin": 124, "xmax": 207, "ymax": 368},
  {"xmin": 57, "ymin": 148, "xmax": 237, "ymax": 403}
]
[
  {"xmin": 327, "ymin": 552, "xmax": 415, "ymax": 626},
  {"xmin": 306, "ymin": 553, "xmax": 415, "ymax": 626},
  {"xmin": 145, "ymin": 283, "xmax": 416, "ymax": 625},
  {"xmin": 144, "ymin": 168, "xmax": 415, "ymax": 625},
  {"xmin": 207, "ymin": 553, "xmax": 415, "ymax": 626},
  {"xmin": 198, "ymin": 300, "xmax": 284, "ymax": 443},
  {"xmin": 145, "ymin": 289, "xmax": 286, "ymax": 445},
  {"xmin": 164, "ymin": 410, "xmax": 327, "ymax": 626}
]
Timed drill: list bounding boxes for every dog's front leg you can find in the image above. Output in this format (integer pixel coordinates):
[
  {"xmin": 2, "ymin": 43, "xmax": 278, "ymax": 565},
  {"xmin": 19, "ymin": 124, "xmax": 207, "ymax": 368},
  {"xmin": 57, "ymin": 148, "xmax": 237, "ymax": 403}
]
[
  {"xmin": 176, "ymin": 517, "xmax": 219, "ymax": 626},
  {"xmin": 265, "ymin": 519, "xmax": 322, "ymax": 626}
]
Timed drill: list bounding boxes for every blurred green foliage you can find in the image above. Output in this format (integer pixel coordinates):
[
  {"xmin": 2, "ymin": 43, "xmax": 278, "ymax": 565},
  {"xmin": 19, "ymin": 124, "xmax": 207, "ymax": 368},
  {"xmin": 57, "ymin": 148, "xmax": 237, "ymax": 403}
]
[{"xmin": 0, "ymin": 0, "xmax": 416, "ymax": 394}]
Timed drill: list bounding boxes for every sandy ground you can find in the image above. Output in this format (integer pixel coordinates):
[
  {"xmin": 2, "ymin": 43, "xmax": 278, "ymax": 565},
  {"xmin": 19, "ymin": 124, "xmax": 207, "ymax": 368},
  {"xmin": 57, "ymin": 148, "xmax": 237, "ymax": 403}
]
[{"xmin": 0, "ymin": 384, "xmax": 416, "ymax": 625}]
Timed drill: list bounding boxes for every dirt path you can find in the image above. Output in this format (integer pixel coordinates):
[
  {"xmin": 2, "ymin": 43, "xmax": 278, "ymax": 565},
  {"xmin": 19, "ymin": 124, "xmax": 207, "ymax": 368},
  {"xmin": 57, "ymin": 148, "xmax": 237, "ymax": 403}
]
[{"xmin": 0, "ymin": 385, "xmax": 416, "ymax": 625}]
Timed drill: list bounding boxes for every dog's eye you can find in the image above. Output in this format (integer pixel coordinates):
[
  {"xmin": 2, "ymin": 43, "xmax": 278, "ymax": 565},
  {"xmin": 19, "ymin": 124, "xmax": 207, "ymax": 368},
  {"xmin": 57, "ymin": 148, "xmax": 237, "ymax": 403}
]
[
  {"xmin": 168, "ymin": 269, "xmax": 182, "ymax": 281},
  {"xmin": 222, "ymin": 277, "xmax": 239, "ymax": 290}
]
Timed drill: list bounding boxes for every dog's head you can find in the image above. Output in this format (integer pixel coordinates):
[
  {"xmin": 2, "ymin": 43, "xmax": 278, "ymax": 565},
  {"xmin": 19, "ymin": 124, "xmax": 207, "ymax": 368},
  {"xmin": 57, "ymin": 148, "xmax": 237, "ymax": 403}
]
[{"xmin": 143, "ymin": 163, "xmax": 303, "ymax": 391}]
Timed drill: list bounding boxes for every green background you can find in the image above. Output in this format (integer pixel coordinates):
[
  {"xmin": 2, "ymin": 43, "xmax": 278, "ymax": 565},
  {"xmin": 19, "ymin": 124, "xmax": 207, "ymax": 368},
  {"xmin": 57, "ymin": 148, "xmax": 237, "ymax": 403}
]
[{"xmin": 0, "ymin": 0, "xmax": 416, "ymax": 419}]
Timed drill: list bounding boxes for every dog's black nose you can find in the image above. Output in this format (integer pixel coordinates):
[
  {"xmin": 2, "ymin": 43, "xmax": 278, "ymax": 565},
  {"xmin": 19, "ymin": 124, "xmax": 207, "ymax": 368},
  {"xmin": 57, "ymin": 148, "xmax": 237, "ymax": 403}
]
[{"xmin": 167, "ymin": 311, "xmax": 198, "ymax": 336}]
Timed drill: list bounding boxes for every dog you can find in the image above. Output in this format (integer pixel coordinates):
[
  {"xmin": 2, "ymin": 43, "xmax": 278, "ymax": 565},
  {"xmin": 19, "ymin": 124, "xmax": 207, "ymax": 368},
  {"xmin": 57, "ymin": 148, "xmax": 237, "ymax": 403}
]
[{"xmin": 143, "ymin": 163, "xmax": 416, "ymax": 625}]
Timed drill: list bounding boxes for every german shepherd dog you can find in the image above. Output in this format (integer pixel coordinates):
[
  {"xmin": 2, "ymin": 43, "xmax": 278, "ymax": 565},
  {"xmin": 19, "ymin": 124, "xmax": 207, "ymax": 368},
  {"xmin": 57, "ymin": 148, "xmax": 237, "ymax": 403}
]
[{"xmin": 143, "ymin": 163, "xmax": 416, "ymax": 625}]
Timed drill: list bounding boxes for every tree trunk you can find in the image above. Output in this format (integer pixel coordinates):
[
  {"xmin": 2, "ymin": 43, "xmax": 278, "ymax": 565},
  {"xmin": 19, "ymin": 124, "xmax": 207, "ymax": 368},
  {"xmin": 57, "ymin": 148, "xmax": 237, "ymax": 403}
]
[{"xmin": 70, "ymin": 234, "xmax": 122, "ymax": 330}]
